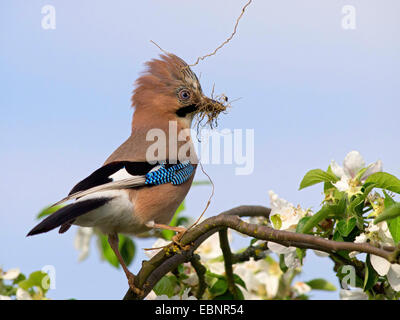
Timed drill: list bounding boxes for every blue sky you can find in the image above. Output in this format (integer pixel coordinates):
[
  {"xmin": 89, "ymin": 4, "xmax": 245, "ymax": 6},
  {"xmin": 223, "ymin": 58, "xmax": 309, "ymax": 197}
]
[{"xmin": 1, "ymin": 0, "xmax": 400, "ymax": 299}]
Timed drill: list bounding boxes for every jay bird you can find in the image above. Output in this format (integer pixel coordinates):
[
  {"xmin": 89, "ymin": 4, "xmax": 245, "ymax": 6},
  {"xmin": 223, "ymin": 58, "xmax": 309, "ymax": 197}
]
[{"xmin": 27, "ymin": 53, "xmax": 226, "ymax": 292}]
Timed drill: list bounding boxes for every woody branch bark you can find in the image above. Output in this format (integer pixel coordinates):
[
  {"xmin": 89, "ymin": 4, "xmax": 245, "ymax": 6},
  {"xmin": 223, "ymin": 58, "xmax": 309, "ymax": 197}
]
[
  {"xmin": 123, "ymin": 205, "xmax": 398, "ymax": 300},
  {"xmin": 190, "ymin": 254, "xmax": 207, "ymax": 299},
  {"xmin": 219, "ymin": 228, "xmax": 240, "ymax": 299}
]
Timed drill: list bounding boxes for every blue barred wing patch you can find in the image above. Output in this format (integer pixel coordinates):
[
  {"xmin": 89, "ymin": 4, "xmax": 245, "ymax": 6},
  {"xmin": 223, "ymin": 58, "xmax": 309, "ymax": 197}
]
[{"xmin": 145, "ymin": 161, "xmax": 194, "ymax": 186}]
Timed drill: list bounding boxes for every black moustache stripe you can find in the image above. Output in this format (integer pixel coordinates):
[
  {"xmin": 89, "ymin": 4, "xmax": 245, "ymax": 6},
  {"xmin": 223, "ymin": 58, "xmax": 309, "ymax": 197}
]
[{"xmin": 176, "ymin": 104, "xmax": 198, "ymax": 117}]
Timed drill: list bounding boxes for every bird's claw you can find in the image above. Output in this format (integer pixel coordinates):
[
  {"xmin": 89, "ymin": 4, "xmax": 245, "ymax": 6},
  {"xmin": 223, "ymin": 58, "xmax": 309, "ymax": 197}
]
[
  {"xmin": 127, "ymin": 272, "xmax": 144, "ymax": 296},
  {"xmin": 171, "ymin": 230, "xmax": 192, "ymax": 251}
]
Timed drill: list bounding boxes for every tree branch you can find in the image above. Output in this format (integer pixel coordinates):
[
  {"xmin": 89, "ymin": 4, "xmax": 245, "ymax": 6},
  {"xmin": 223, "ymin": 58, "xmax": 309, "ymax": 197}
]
[
  {"xmin": 190, "ymin": 254, "xmax": 207, "ymax": 299},
  {"xmin": 232, "ymin": 241, "xmax": 269, "ymax": 263},
  {"xmin": 123, "ymin": 205, "xmax": 396, "ymax": 300},
  {"xmin": 219, "ymin": 228, "xmax": 240, "ymax": 299}
]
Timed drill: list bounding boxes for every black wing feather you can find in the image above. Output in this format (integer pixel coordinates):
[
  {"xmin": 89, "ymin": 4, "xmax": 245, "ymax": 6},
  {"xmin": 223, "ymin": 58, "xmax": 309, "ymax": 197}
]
[
  {"xmin": 27, "ymin": 197, "xmax": 112, "ymax": 236},
  {"xmin": 68, "ymin": 162, "xmax": 125, "ymax": 195},
  {"xmin": 68, "ymin": 161, "xmax": 157, "ymax": 196}
]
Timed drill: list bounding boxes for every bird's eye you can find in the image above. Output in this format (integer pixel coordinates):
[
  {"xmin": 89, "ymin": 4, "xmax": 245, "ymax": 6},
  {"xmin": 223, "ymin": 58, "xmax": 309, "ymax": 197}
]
[{"xmin": 178, "ymin": 89, "xmax": 191, "ymax": 101}]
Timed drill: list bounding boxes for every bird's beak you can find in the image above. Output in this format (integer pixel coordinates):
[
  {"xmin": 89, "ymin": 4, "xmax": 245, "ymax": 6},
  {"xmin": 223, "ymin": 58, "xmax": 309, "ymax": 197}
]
[{"xmin": 195, "ymin": 95, "xmax": 227, "ymax": 125}]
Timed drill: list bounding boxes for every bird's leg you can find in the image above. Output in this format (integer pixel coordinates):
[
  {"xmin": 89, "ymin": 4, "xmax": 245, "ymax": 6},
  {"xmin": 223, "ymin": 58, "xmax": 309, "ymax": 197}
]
[
  {"xmin": 146, "ymin": 222, "xmax": 187, "ymax": 233},
  {"xmin": 145, "ymin": 222, "xmax": 190, "ymax": 250},
  {"xmin": 107, "ymin": 233, "xmax": 143, "ymax": 295}
]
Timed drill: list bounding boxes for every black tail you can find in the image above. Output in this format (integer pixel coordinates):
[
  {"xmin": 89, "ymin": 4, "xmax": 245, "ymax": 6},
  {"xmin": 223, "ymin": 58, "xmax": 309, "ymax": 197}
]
[{"xmin": 27, "ymin": 197, "xmax": 112, "ymax": 236}]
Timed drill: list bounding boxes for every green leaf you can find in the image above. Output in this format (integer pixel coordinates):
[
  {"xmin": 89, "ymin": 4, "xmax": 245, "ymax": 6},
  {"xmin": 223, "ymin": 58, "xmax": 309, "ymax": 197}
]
[
  {"xmin": 306, "ymin": 278, "xmax": 336, "ymax": 291},
  {"xmin": 99, "ymin": 234, "xmax": 135, "ymax": 268},
  {"xmin": 301, "ymin": 206, "xmax": 332, "ymax": 234},
  {"xmin": 336, "ymin": 265, "xmax": 363, "ymax": 288},
  {"xmin": 12, "ymin": 273, "xmax": 26, "ymax": 285},
  {"xmin": 388, "ymin": 216, "xmax": 400, "ymax": 244},
  {"xmin": 192, "ymin": 180, "xmax": 211, "ymax": 186},
  {"xmin": 355, "ymin": 167, "xmax": 369, "ymax": 181},
  {"xmin": 296, "ymin": 216, "xmax": 312, "ymax": 234},
  {"xmin": 233, "ymin": 274, "xmax": 247, "ymax": 290},
  {"xmin": 119, "ymin": 235, "xmax": 136, "ymax": 267},
  {"xmin": 176, "ymin": 217, "xmax": 190, "ymax": 226},
  {"xmin": 383, "ymin": 190, "xmax": 396, "ymax": 207},
  {"xmin": 206, "ymin": 271, "xmax": 225, "ymax": 280},
  {"xmin": 18, "ymin": 271, "xmax": 49, "ymax": 293},
  {"xmin": 348, "ymin": 195, "xmax": 366, "ymax": 216},
  {"xmin": 235, "ymin": 286, "xmax": 245, "ymax": 300},
  {"xmin": 17, "ymin": 280, "xmax": 32, "ymax": 291},
  {"xmin": 212, "ymin": 284, "xmax": 244, "ymax": 300},
  {"xmin": 332, "ymin": 230, "xmax": 344, "ymax": 242},
  {"xmin": 153, "ymin": 276, "xmax": 176, "ymax": 297},
  {"xmin": 302, "ymin": 195, "xmax": 346, "ymax": 234},
  {"xmin": 337, "ymin": 217, "xmax": 357, "ymax": 237},
  {"xmin": 296, "ymin": 248, "xmax": 306, "ymax": 263},
  {"xmin": 279, "ymin": 254, "xmax": 288, "ymax": 273},
  {"xmin": 212, "ymin": 290, "xmax": 234, "ymax": 300},
  {"xmin": 362, "ymin": 182, "xmax": 376, "ymax": 197},
  {"xmin": 250, "ymin": 238, "xmax": 258, "ymax": 246},
  {"xmin": 379, "ymin": 192, "xmax": 400, "ymax": 243},
  {"xmin": 374, "ymin": 203, "xmax": 400, "ymax": 224},
  {"xmin": 210, "ymin": 278, "xmax": 228, "ymax": 296},
  {"xmin": 270, "ymin": 215, "xmax": 282, "ymax": 230},
  {"xmin": 331, "ymin": 231, "xmax": 352, "ymax": 259},
  {"xmin": 323, "ymin": 165, "xmax": 335, "ymax": 193},
  {"xmin": 364, "ymin": 254, "xmax": 379, "ymax": 291},
  {"xmin": 99, "ymin": 234, "xmax": 119, "ymax": 268},
  {"xmin": 36, "ymin": 205, "xmax": 64, "ymax": 219},
  {"xmin": 364, "ymin": 172, "xmax": 400, "ymax": 194},
  {"xmin": 299, "ymin": 169, "xmax": 339, "ymax": 190}
]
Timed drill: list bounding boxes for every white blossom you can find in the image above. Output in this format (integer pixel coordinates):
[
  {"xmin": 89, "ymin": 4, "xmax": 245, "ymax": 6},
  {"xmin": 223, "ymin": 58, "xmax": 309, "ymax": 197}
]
[
  {"xmin": 0, "ymin": 268, "xmax": 20, "ymax": 280},
  {"xmin": 331, "ymin": 151, "xmax": 382, "ymax": 195},
  {"xmin": 233, "ymin": 258, "xmax": 282, "ymax": 299},
  {"xmin": 182, "ymin": 273, "xmax": 199, "ymax": 287},
  {"xmin": 207, "ymin": 262, "xmax": 225, "ymax": 275},
  {"xmin": 268, "ymin": 191, "xmax": 307, "ymax": 231},
  {"xmin": 195, "ymin": 232, "xmax": 227, "ymax": 262},
  {"xmin": 155, "ymin": 288, "xmax": 197, "ymax": 300},
  {"xmin": 339, "ymin": 288, "xmax": 368, "ymax": 300},
  {"xmin": 16, "ymin": 288, "xmax": 32, "ymax": 300},
  {"xmin": 267, "ymin": 191, "xmax": 306, "ymax": 269},
  {"xmin": 74, "ymin": 227, "xmax": 94, "ymax": 261},
  {"xmin": 313, "ymin": 250, "xmax": 330, "ymax": 257},
  {"xmin": 267, "ymin": 242, "xmax": 300, "ymax": 269},
  {"xmin": 353, "ymin": 221, "xmax": 400, "ymax": 291},
  {"xmin": 292, "ymin": 281, "xmax": 311, "ymax": 295}
]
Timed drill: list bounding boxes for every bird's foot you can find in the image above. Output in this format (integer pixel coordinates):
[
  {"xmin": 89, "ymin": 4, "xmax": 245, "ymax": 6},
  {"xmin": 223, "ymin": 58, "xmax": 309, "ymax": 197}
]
[
  {"xmin": 126, "ymin": 272, "xmax": 143, "ymax": 296},
  {"xmin": 145, "ymin": 222, "xmax": 192, "ymax": 250},
  {"xmin": 144, "ymin": 222, "xmax": 193, "ymax": 251},
  {"xmin": 171, "ymin": 228, "xmax": 192, "ymax": 251}
]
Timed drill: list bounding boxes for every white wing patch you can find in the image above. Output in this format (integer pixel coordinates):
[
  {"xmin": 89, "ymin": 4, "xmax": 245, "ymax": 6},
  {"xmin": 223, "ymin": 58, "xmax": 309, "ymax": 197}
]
[
  {"xmin": 51, "ymin": 167, "xmax": 147, "ymax": 207},
  {"xmin": 109, "ymin": 168, "xmax": 133, "ymax": 181}
]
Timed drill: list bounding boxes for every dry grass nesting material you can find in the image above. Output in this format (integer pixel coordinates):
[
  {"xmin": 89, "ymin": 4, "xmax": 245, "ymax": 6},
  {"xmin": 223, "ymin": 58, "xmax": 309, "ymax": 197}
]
[{"xmin": 195, "ymin": 93, "xmax": 230, "ymax": 129}]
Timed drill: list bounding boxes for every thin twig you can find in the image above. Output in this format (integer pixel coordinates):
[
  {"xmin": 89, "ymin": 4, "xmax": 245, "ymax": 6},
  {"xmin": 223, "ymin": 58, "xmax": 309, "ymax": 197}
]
[
  {"xmin": 187, "ymin": 162, "xmax": 215, "ymax": 230},
  {"xmin": 171, "ymin": 162, "xmax": 215, "ymax": 244},
  {"xmin": 219, "ymin": 228, "xmax": 240, "ymax": 299},
  {"xmin": 187, "ymin": 0, "xmax": 253, "ymax": 67},
  {"xmin": 190, "ymin": 254, "xmax": 207, "ymax": 299},
  {"xmin": 149, "ymin": 40, "xmax": 171, "ymax": 56}
]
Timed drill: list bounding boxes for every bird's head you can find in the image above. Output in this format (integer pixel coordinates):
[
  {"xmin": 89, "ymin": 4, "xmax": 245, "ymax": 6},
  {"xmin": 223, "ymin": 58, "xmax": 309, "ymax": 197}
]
[{"xmin": 132, "ymin": 54, "xmax": 227, "ymax": 128}]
